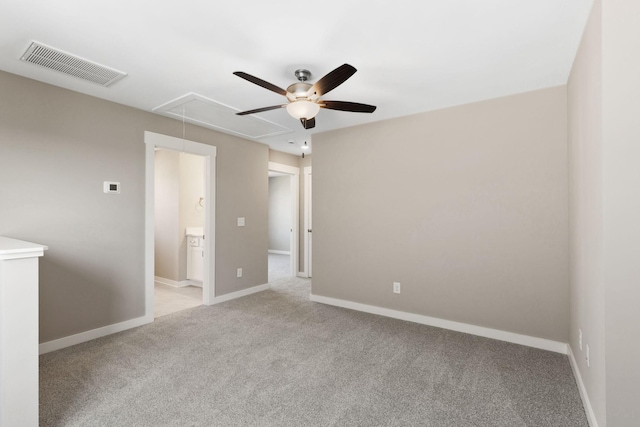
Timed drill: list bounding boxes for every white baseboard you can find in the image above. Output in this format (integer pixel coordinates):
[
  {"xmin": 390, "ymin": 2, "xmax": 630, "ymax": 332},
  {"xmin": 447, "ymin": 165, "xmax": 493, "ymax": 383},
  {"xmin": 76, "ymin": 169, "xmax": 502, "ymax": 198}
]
[
  {"xmin": 154, "ymin": 276, "xmax": 191, "ymax": 288},
  {"xmin": 38, "ymin": 282, "xmax": 269, "ymax": 354},
  {"xmin": 39, "ymin": 283, "xmax": 269, "ymax": 354},
  {"xmin": 297, "ymin": 272, "xmax": 309, "ymax": 278},
  {"xmin": 213, "ymin": 283, "xmax": 270, "ymax": 304},
  {"xmin": 568, "ymin": 345, "xmax": 599, "ymax": 427},
  {"xmin": 268, "ymin": 250, "xmax": 291, "ymax": 255},
  {"xmin": 39, "ymin": 315, "xmax": 153, "ymax": 355},
  {"xmin": 309, "ymin": 294, "xmax": 568, "ymax": 354}
]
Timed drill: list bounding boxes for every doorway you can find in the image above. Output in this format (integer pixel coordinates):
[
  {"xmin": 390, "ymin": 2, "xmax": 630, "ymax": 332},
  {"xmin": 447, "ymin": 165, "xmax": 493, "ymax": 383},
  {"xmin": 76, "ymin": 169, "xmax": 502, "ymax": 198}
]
[
  {"xmin": 153, "ymin": 149, "xmax": 206, "ymax": 317},
  {"xmin": 267, "ymin": 162, "xmax": 299, "ymax": 281},
  {"xmin": 144, "ymin": 132, "xmax": 217, "ymax": 322}
]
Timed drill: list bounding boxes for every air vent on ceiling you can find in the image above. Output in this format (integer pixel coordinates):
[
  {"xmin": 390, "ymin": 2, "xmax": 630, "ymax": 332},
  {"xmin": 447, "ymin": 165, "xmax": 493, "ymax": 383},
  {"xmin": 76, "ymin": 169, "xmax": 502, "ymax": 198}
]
[{"xmin": 20, "ymin": 41, "xmax": 127, "ymax": 87}]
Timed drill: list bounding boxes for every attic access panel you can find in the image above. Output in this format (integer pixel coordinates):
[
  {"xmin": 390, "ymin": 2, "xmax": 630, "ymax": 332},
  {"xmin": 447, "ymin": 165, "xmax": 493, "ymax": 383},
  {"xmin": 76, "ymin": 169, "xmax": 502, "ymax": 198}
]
[{"xmin": 153, "ymin": 93, "xmax": 292, "ymax": 140}]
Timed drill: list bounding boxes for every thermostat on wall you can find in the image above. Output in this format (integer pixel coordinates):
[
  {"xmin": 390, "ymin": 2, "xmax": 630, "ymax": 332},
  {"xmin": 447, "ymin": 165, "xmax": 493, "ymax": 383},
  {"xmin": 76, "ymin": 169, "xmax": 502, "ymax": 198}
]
[{"xmin": 103, "ymin": 181, "xmax": 121, "ymax": 194}]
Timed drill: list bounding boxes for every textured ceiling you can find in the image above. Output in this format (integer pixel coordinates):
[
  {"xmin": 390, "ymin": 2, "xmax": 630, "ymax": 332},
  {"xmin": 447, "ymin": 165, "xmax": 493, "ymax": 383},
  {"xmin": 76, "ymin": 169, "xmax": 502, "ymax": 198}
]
[{"xmin": 0, "ymin": 0, "xmax": 593, "ymax": 155}]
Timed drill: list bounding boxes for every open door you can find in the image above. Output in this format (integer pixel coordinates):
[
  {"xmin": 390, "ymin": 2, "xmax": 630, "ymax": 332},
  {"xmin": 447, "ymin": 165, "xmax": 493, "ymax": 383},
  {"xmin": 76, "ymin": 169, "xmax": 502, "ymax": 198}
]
[{"xmin": 304, "ymin": 166, "xmax": 312, "ymax": 277}]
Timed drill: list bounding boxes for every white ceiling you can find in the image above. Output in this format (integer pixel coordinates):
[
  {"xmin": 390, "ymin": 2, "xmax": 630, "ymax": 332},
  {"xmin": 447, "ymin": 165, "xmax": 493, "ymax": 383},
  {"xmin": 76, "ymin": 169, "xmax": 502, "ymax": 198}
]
[{"xmin": 0, "ymin": 0, "xmax": 593, "ymax": 156}]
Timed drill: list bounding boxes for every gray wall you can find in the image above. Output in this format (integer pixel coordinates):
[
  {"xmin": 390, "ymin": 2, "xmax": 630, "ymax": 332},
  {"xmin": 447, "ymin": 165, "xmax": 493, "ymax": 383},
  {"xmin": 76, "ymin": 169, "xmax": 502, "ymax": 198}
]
[
  {"xmin": 312, "ymin": 86, "xmax": 569, "ymax": 343},
  {"xmin": 0, "ymin": 70, "xmax": 268, "ymax": 343},
  {"xmin": 268, "ymin": 150, "xmax": 300, "ymax": 168},
  {"xmin": 154, "ymin": 150, "xmax": 181, "ymax": 280},
  {"xmin": 567, "ymin": 0, "xmax": 606, "ymax": 423},
  {"xmin": 568, "ymin": 1, "xmax": 640, "ymax": 424},
  {"xmin": 601, "ymin": 0, "xmax": 640, "ymax": 424},
  {"xmin": 268, "ymin": 176, "xmax": 291, "ymax": 252}
]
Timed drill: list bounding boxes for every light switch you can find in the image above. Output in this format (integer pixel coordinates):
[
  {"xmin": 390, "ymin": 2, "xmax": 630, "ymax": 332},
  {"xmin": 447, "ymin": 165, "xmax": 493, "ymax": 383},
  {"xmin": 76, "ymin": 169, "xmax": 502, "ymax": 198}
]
[{"xmin": 237, "ymin": 217, "xmax": 245, "ymax": 227}]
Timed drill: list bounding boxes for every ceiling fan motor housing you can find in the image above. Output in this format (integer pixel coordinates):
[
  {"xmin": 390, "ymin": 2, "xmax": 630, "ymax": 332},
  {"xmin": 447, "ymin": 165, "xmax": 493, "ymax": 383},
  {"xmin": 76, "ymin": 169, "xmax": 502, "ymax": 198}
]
[{"xmin": 286, "ymin": 82, "xmax": 314, "ymax": 102}]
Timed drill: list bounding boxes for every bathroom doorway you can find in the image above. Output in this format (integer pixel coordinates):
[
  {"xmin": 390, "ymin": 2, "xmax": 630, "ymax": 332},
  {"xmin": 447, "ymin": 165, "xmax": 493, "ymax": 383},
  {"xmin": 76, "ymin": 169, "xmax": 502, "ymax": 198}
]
[
  {"xmin": 268, "ymin": 162, "xmax": 299, "ymax": 281},
  {"xmin": 153, "ymin": 149, "xmax": 205, "ymax": 317},
  {"xmin": 144, "ymin": 132, "xmax": 217, "ymax": 321}
]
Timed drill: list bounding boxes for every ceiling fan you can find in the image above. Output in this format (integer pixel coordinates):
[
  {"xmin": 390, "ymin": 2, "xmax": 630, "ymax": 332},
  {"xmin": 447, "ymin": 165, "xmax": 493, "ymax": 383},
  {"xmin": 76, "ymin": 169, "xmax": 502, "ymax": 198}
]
[{"xmin": 233, "ymin": 64, "xmax": 376, "ymax": 130}]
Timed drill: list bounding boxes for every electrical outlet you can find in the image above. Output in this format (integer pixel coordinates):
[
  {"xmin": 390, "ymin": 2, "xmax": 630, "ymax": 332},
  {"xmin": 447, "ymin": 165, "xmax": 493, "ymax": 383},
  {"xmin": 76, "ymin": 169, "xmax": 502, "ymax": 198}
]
[
  {"xmin": 586, "ymin": 344, "xmax": 590, "ymax": 367},
  {"xmin": 237, "ymin": 217, "xmax": 245, "ymax": 227},
  {"xmin": 579, "ymin": 329, "xmax": 583, "ymax": 351},
  {"xmin": 237, "ymin": 268, "xmax": 243, "ymax": 278},
  {"xmin": 393, "ymin": 282, "xmax": 401, "ymax": 294}
]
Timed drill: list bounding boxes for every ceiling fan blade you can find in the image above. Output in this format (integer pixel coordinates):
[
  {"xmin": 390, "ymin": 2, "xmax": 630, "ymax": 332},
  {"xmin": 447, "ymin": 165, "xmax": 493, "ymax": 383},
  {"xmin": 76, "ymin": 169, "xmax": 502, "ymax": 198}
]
[
  {"xmin": 320, "ymin": 101, "xmax": 377, "ymax": 113},
  {"xmin": 309, "ymin": 64, "xmax": 357, "ymax": 97},
  {"xmin": 236, "ymin": 105, "xmax": 287, "ymax": 116},
  {"xmin": 233, "ymin": 72, "xmax": 287, "ymax": 97},
  {"xmin": 300, "ymin": 117, "xmax": 316, "ymax": 129}
]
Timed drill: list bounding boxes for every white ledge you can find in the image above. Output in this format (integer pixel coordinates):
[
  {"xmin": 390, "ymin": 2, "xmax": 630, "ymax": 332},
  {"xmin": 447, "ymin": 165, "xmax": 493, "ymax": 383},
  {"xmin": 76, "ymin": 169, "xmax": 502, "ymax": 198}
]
[
  {"xmin": 0, "ymin": 236, "xmax": 48, "ymax": 260},
  {"xmin": 185, "ymin": 227, "xmax": 204, "ymax": 237}
]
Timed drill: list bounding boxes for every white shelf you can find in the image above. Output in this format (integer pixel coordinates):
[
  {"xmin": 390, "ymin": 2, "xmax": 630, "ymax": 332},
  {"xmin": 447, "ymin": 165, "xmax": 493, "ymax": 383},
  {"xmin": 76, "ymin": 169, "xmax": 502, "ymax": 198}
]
[
  {"xmin": 0, "ymin": 236, "xmax": 47, "ymax": 260},
  {"xmin": 0, "ymin": 236, "xmax": 47, "ymax": 427}
]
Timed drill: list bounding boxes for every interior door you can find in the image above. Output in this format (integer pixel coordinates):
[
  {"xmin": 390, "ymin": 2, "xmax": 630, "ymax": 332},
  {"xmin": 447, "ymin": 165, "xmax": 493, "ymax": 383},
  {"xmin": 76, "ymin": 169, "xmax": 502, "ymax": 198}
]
[{"xmin": 305, "ymin": 168, "xmax": 312, "ymax": 277}]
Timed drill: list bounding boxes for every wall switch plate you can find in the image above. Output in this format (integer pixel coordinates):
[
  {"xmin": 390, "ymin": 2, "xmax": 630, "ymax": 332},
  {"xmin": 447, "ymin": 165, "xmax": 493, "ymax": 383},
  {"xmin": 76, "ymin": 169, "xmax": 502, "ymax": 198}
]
[
  {"xmin": 579, "ymin": 329, "xmax": 583, "ymax": 350},
  {"xmin": 103, "ymin": 181, "xmax": 120, "ymax": 194},
  {"xmin": 393, "ymin": 282, "xmax": 401, "ymax": 294},
  {"xmin": 237, "ymin": 217, "xmax": 245, "ymax": 227},
  {"xmin": 237, "ymin": 268, "xmax": 242, "ymax": 278}
]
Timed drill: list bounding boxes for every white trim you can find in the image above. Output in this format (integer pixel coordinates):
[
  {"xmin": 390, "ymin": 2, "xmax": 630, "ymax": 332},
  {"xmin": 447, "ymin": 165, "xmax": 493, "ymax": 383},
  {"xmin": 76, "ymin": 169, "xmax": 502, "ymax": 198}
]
[
  {"xmin": 268, "ymin": 250, "xmax": 291, "ymax": 255},
  {"xmin": 568, "ymin": 345, "xmax": 599, "ymax": 427},
  {"xmin": 154, "ymin": 276, "xmax": 190, "ymax": 288},
  {"xmin": 268, "ymin": 162, "xmax": 299, "ymax": 176},
  {"xmin": 309, "ymin": 294, "xmax": 568, "ymax": 354},
  {"xmin": 268, "ymin": 162, "xmax": 299, "ymax": 278},
  {"xmin": 144, "ymin": 131, "xmax": 217, "ymax": 316},
  {"xmin": 154, "ymin": 277, "xmax": 202, "ymax": 288},
  {"xmin": 39, "ymin": 315, "xmax": 152, "ymax": 355},
  {"xmin": 212, "ymin": 284, "xmax": 270, "ymax": 305}
]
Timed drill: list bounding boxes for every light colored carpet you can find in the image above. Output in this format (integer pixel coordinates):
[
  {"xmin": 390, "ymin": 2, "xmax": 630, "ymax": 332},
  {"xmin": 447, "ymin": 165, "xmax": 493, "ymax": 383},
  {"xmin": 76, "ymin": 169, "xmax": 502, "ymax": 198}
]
[{"xmin": 40, "ymin": 277, "xmax": 588, "ymax": 426}]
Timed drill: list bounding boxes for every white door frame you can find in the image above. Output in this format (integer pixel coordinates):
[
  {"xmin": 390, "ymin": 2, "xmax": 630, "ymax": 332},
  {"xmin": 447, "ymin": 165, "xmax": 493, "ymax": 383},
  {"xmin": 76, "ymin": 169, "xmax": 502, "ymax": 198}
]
[
  {"xmin": 144, "ymin": 131, "xmax": 217, "ymax": 321},
  {"xmin": 303, "ymin": 166, "xmax": 312, "ymax": 278},
  {"xmin": 268, "ymin": 162, "xmax": 299, "ymax": 277}
]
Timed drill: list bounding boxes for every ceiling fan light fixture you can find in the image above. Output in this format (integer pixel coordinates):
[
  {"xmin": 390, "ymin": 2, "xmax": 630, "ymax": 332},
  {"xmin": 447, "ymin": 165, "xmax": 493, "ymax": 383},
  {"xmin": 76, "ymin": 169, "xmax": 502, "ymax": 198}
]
[
  {"xmin": 286, "ymin": 100, "xmax": 320, "ymax": 120},
  {"xmin": 234, "ymin": 64, "xmax": 376, "ymax": 130}
]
